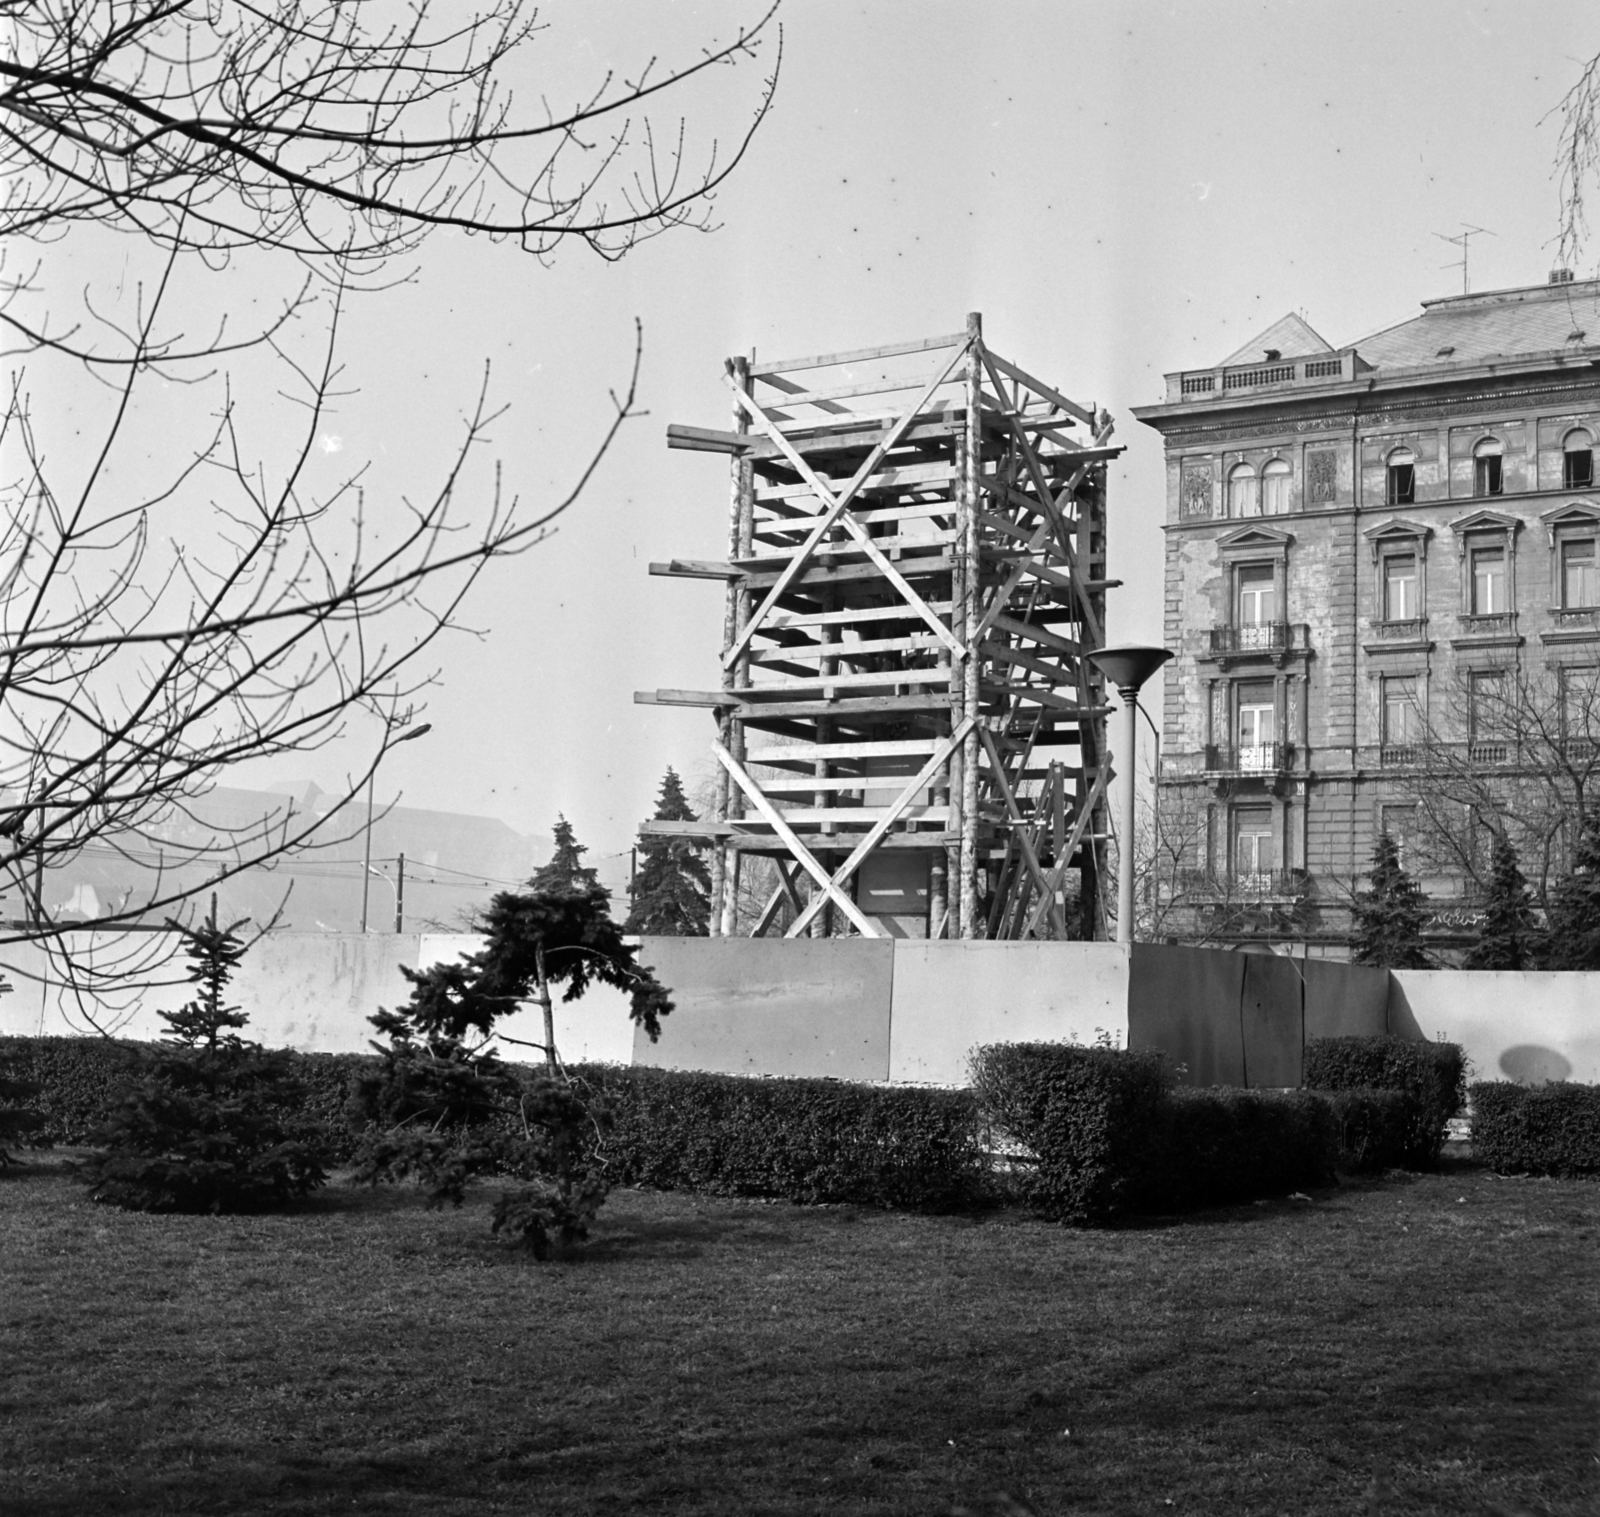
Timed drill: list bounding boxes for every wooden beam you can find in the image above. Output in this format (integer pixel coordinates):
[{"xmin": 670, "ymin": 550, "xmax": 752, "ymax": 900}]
[
  {"xmin": 665, "ymin": 423, "xmax": 756, "ymax": 454},
  {"xmin": 633, "ymin": 689, "xmax": 739, "ymax": 709},
  {"xmin": 712, "ymin": 741, "xmax": 882, "ymax": 937},
  {"xmin": 649, "ymin": 560, "xmax": 744, "ymax": 580},
  {"xmin": 752, "ymin": 331, "xmax": 967, "ymax": 377}
]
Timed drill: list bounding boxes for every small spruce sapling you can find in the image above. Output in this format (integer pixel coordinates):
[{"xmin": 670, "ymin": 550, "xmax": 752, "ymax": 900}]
[
  {"xmin": 1352, "ymin": 830, "xmax": 1433, "ymax": 969},
  {"xmin": 351, "ymin": 815, "xmax": 672, "ymax": 1258},
  {"xmin": 84, "ymin": 899, "xmax": 330, "ymax": 1212},
  {"xmin": 1465, "ymin": 833, "xmax": 1545, "ymax": 970},
  {"xmin": 625, "ymin": 768, "xmax": 711, "ymax": 936}
]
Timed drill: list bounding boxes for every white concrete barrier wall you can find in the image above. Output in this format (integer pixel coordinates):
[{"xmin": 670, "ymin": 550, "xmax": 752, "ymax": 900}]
[
  {"xmin": 1390, "ymin": 969, "xmax": 1600, "ymax": 1086},
  {"xmin": 888, "ymin": 940, "xmax": 1131, "ymax": 1085},
  {"xmin": 0, "ymin": 931, "xmax": 638, "ymax": 1065}
]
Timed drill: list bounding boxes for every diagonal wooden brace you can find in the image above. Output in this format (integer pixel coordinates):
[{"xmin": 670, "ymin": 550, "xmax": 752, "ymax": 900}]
[
  {"xmin": 749, "ymin": 860, "xmax": 806, "ymax": 937},
  {"xmin": 978, "ymin": 723, "xmax": 1066, "ymax": 938},
  {"xmin": 1021, "ymin": 760, "xmax": 1113, "ymax": 939},
  {"xmin": 785, "ymin": 716, "xmax": 976, "ymax": 939},
  {"xmin": 712, "ymin": 740, "xmax": 882, "ymax": 938},
  {"xmin": 721, "ymin": 341, "xmax": 973, "ymax": 669}
]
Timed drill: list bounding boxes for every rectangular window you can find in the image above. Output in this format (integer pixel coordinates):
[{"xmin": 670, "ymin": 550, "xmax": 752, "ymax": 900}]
[
  {"xmin": 1387, "ymin": 462, "xmax": 1414, "ymax": 505},
  {"xmin": 1382, "ymin": 554, "xmax": 1417, "ymax": 620},
  {"xmin": 1232, "ymin": 808, "xmax": 1275, "ymax": 880},
  {"xmin": 1475, "ymin": 454, "xmax": 1503, "ymax": 497},
  {"xmin": 1470, "ymin": 546, "xmax": 1505, "ymax": 614},
  {"xmin": 1562, "ymin": 538, "xmax": 1598, "ymax": 608},
  {"xmin": 1561, "ymin": 665, "xmax": 1600, "ymax": 753},
  {"xmin": 1469, "ymin": 671, "xmax": 1506, "ymax": 749},
  {"xmin": 1382, "ymin": 676, "xmax": 1419, "ymax": 747},
  {"xmin": 1380, "ymin": 804, "xmax": 1418, "ymax": 870},
  {"xmin": 1235, "ymin": 681, "xmax": 1276, "ymax": 768},
  {"xmin": 1236, "ymin": 564, "xmax": 1276, "ymax": 628},
  {"xmin": 1565, "ymin": 447, "xmax": 1594, "ymax": 489}
]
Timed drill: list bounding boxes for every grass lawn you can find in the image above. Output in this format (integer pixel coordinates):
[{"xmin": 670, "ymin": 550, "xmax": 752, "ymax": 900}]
[{"xmin": 2, "ymin": 1149, "xmax": 1596, "ymax": 1516}]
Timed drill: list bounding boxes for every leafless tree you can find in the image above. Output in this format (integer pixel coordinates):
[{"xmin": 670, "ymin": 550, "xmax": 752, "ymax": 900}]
[
  {"xmin": 0, "ymin": 1, "xmax": 781, "ymax": 1016},
  {"xmin": 1392, "ymin": 664, "xmax": 1600, "ymax": 903},
  {"xmin": 1552, "ymin": 45, "xmax": 1600, "ymax": 271}
]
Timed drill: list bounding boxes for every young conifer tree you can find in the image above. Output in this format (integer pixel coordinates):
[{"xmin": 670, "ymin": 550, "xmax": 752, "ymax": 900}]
[
  {"xmin": 1544, "ymin": 810, "xmax": 1600, "ymax": 968},
  {"xmin": 352, "ymin": 815, "xmax": 672, "ymax": 1257},
  {"xmin": 626, "ymin": 768, "xmax": 711, "ymax": 936},
  {"xmin": 1351, "ymin": 830, "xmax": 1433, "ymax": 968},
  {"xmin": 85, "ymin": 899, "xmax": 330, "ymax": 1211},
  {"xmin": 1465, "ymin": 833, "xmax": 1545, "ymax": 970}
]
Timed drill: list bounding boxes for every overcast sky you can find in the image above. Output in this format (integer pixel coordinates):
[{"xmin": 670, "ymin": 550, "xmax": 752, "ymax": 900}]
[{"xmin": 47, "ymin": 0, "xmax": 1600, "ymax": 871}]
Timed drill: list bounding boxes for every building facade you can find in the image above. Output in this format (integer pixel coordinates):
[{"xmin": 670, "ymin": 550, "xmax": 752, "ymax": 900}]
[{"xmin": 1132, "ymin": 275, "xmax": 1600, "ymax": 954}]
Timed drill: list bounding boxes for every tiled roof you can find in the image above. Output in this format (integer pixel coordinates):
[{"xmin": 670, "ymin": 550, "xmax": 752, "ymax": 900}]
[
  {"xmin": 1351, "ymin": 280, "xmax": 1600, "ymax": 371},
  {"xmin": 1217, "ymin": 313, "xmax": 1334, "ymax": 367}
]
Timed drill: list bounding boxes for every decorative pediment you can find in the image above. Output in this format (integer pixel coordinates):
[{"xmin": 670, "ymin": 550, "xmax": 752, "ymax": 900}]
[
  {"xmin": 1362, "ymin": 517, "xmax": 1431, "ymax": 560},
  {"xmin": 1447, "ymin": 508, "xmax": 1521, "ymax": 538},
  {"xmin": 1216, "ymin": 524, "xmax": 1294, "ymax": 561},
  {"xmin": 1539, "ymin": 500, "xmax": 1600, "ymax": 544}
]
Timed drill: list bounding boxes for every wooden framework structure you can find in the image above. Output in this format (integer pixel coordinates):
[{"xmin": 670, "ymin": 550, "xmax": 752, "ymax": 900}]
[{"xmin": 638, "ymin": 315, "xmax": 1121, "ymax": 939}]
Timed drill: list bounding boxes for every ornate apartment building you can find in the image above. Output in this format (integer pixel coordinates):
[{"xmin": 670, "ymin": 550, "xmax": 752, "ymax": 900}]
[{"xmin": 1132, "ymin": 273, "xmax": 1600, "ymax": 954}]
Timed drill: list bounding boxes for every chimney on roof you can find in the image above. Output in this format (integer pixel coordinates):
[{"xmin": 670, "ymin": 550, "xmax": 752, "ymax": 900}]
[{"xmin": 1550, "ymin": 267, "xmax": 1576, "ymax": 285}]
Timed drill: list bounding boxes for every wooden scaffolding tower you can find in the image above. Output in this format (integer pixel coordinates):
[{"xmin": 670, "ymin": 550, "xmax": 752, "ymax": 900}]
[{"xmin": 638, "ymin": 314, "xmax": 1121, "ymax": 939}]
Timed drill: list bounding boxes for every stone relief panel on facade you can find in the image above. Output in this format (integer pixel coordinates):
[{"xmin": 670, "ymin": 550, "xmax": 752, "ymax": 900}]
[
  {"xmin": 1306, "ymin": 449, "xmax": 1338, "ymax": 506},
  {"xmin": 1181, "ymin": 461, "xmax": 1214, "ymax": 521}
]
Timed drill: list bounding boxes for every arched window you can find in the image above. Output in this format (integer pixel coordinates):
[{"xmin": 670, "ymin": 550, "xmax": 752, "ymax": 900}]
[
  {"xmin": 1473, "ymin": 437, "xmax": 1503, "ymax": 498},
  {"xmin": 1227, "ymin": 463, "xmax": 1259, "ymax": 518},
  {"xmin": 1564, "ymin": 427, "xmax": 1594, "ymax": 489},
  {"xmin": 1261, "ymin": 458, "xmax": 1291, "ymax": 516},
  {"xmin": 1386, "ymin": 448, "xmax": 1415, "ymax": 506}
]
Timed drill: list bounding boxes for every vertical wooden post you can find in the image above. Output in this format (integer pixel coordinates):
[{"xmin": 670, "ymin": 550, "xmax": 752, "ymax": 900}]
[
  {"xmin": 959, "ymin": 311, "xmax": 984, "ymax": 937},
  {"xmin": 719, "ymin": 355, "xmax": 755, "ymax": 937},
  {"xmin": 394, "ymin": 851, "xmax": 405, "ymax": 934}
]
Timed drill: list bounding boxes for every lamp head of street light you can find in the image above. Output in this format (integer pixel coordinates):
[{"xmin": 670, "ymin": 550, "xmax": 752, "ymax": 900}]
[
  {"xmin": 395, "ymin": 722, "xmax": 433, "ymax": 744},
  {"xmin": 1087, "ymin": 644, "xmax": 1173, "ymax": 697}
]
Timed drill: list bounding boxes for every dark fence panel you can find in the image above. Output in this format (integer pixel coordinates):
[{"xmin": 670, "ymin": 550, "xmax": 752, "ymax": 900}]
[
  {"xmin": 1305, "ymin": 958, "xmax": 1391, "ymax": 1042},
  {"xmin": 1241, "ymin": 952, "xmax": 1305, "ymax": 1087},
  {"xmin": 1128, "ymin": 943, "xmax": 1247, "ymax": 1086}
]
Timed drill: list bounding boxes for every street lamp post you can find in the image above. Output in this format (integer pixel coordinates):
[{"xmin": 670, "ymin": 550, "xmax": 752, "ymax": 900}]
[
  {"xmin": 1086, "ymin": 646, "xmax": 1173, "ymax": 946},
  {"xmin": 359, "ymin": 722, "xmax": 432, "ymax": 932}
]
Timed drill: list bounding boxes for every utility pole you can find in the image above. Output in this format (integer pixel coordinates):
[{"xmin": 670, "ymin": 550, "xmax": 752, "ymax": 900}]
[{"xmin": 395, "ymin": 852, "xmax": 405, "ymax": 934}]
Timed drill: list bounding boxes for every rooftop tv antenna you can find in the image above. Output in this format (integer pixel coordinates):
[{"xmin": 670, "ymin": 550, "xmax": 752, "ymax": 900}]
[{"xmin": 1434, "ymin": 224, "xmax": 1495, "ymax": 295}]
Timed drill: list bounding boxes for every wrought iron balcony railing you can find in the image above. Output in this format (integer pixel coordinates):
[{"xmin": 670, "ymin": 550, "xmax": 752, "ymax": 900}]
[
  {"xmin": 1208, "ymin": 622, "xmax": 1308, "ymax": 656},
  {"xmin": 1172, "ymin": 867, "xmax": 1310, "ymax": 901},
  {"xmin": 1204, "ymin": 741, "xmax": 1292, "ymax": 774}
]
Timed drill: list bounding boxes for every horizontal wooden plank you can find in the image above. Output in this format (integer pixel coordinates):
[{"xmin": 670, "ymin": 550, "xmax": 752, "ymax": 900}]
[
  {"xmin": 743, "ymin": 667, "xmax": 951, "ymax": 695},
  {"xmin": 734, "ymin": 528, "xmax": 959, "ymax": 569},
  {"xmin": 649, "ymin": 559, "xmax": 744, "ymax": 580},
  {"xmin": 751, "ymin": 775, "xmax": 940, "ymax": 794},
  {"xmin": 752, "ymin": 331, "xmax": 967, "ymax": 377},
  {"xmin": 764, "ymin": 602, "xmax": 953, "ymax": 630},
  {"xmin": 633, "ymin": 689, "xmax": 738, "ymax": 708},
  {"xmin": 747, "ymin": 738, "xmax": 943, "ymax": 762},
  {"xmin": 745, "ymin": 553, "xmax": 958, "ymax": 591},
  {"xmin": 749, "ymin": 634, "xmax": 945, "ymax": 664},
  {"xmin": 755, "ymin": 461, "xmax": 957, "ymax": 500},
  {"xmin": 750, "ymin": 373, "xmax": 962, "ymax": 408},
  {"xmin": 721, "ymin": 805, "xmax": 951, "ymax": 826},
  {"xmin": 665, "ymin": 423, "xmax": 756, "ymax": 453},
  {"xmin": 733, "ymin": 693, "xmax": 949, "ymax": 720},
  {"xmin": 988, "ymin": 612, "xmax": 1082, "ymax": 657},
  {"xmin": 746, "ymin": 413, "xmax": 964, "ymax": 461},
  {"xmin": 982, "ymin": 640, "xmax": 1072, "ymax": 685}
]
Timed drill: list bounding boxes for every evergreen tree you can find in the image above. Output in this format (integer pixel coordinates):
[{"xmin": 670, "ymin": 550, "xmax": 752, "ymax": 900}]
[
  {"xmin": 1465, "ymin": 833, "xmax": 1545, "ymax": 970},
  {"xmin": 84, "ymin": 899, "xmax": 330, "ymax": 1211},
  {"xmin": 1544, "ymin": 810, "xmax": 1600, "ymax": 969},
  {"xmin": 1351, "ymin": 831, "xmax": 1432, "ymax": 968},
  {"xmin": 532, "ymin": 814, "xmax": 600, "ymax": 893},
  {"xmin": 626, "ymin": 768, "xmax": 711, "ymax": 936},
  {"xmin": 351, "ymin": 818, "xmax": 673, "ymax": 1257}
]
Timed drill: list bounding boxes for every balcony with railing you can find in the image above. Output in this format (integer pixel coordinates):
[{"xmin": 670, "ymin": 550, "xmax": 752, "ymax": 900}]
[
  {"xmin": 1166, "ymin": 351, "xmax": 1364, "ymax": 404},
  {"xmin": 1547, "ymin": 607, "xmax": 1600, "ymax": 643},
  {"xmin": 1204, "ymin": 741, "xmax": 1293, "ymax": 776},
  {"xmin": 1172, "ymin": 867, "xmax": 1310, "ymax": 902},
  {"xmin": 1206, "ymin": 622, "xmax": 1311, "ymax": 663}
]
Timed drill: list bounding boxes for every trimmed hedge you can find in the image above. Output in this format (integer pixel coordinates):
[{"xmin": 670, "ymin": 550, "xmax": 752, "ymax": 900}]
[
  {"xmin": 1303, "ymin": 1034, "xmax": 1466, "ymax": 1169},
  {"xmin": 1318, "ymin": 1088, "xmax": 1413, "ymax": 1174},
  {"xmin": 575, "ymin": 1065, "xmax": 985, "ymax": 1211},
  {"xmin": 1470, "ymin": 1081, "xmax": 1600, "ymax": 1177},
  {"xmin": 0, "ymin": 1036, "xmax": 379, "ymax": 1160},
  {"xmin": 970, "ymin": 1044, "xmax": 1341, "ymax": 1222},
  {"xmin": 969, "ymin": 1042, "xmax": 1170, "ymax": 1222}
]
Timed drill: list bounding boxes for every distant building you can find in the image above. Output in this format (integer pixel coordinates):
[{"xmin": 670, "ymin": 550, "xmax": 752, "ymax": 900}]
[
  {"xmin": 41, "ymin": 781, "xmax": 546, "ymax": 933},
  {"xmin": 1132, "ymin": 273, "xmax": 1600, "ymax": 955}
]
